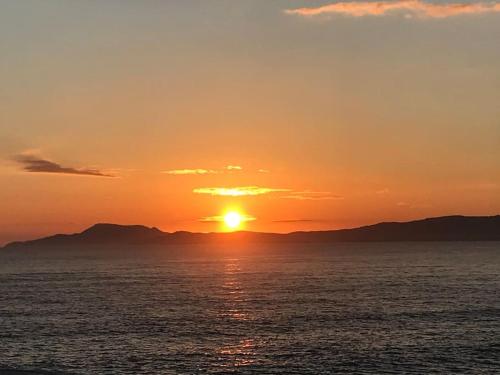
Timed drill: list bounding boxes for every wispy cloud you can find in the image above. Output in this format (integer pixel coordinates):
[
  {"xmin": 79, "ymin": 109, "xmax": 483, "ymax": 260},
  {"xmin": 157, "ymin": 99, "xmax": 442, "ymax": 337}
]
[
  {"xmin": 200, "ymin": 214, "xmax": 256, "ymax": 222},
  {"xmin": 272, "ymin": 219, "xmax": 319, "ymax": 223},
  {"xmin": 285, "ymin": 1, "xmax": 500, "ymax": 19},
  {"xmin": 193, "ymin": 186, "xmax": 290, "ymax": 197},
  {"xmin": 225, "ymin": 165, "xmax": 242, "ymax": 171},
  {"xmin": 13, "ymin": 154, "xmax": 114, "ymax": 177},
  {"xmin": 163, "ymin": 165, "xmax": 243, "ymax": 175},
  {"xmin": 397, "ymin": 201, "xmax": 432, "ymax": 208},
  {"xmin": 281, "ymin": 191, "xmax": 344, "ymax": 200},
  {"xmin": 164, "ymin": 169, "xmax": 218, "ymax": 175},
  {"xmin": 193, "ymin": 187, "xmax": 344, "ymax": 200}
]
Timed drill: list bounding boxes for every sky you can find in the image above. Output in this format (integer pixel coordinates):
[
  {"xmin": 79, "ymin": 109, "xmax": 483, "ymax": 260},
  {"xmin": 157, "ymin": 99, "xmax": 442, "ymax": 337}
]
[{"xmin": 1, "ymin": 0, "xmax": 499, "ymax": 244}]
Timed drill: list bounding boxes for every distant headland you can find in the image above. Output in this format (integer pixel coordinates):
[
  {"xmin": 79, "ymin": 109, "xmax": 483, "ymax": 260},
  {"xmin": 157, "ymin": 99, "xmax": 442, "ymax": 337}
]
[{"xmin": 2, "ymin": 215, "xmax": 500, "ymax": 250}]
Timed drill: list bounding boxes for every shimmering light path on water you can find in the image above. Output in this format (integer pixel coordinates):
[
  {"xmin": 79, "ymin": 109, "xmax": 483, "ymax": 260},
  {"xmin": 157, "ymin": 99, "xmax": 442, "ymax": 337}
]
[{"xmin": 0, "ymin": 242, "xmax": 499, "ymax": 374}]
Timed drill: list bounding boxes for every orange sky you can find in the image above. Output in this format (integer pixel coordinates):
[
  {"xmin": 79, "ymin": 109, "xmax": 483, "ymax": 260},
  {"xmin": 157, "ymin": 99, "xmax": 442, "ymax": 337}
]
[{"xmin": 1, "ymin": 1, "xmax": 499, "ymax": 245}]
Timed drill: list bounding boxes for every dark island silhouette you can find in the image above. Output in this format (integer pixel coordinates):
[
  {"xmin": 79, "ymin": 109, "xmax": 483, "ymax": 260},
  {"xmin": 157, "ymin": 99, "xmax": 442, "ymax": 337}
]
[{"xmin": 2, "ymin": 215, "xmax": 500, "ymax": 250}]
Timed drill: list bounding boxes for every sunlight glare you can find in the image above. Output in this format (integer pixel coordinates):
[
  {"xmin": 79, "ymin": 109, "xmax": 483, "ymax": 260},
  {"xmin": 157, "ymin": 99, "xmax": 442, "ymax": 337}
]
[{"xmin": 224, "ymin": 211, "xmax": 243, "ymax": 230}]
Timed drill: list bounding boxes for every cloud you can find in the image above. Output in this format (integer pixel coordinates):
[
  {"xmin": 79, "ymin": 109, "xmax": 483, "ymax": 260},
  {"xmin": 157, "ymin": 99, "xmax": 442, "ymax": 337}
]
[
  {"xmin": 13, "ymin": 154, "xmax": 114, "ymax": 177},
  {"xmin": 272, "ymin": 219, "xmax": 319, "ymax": 223},
  {"xmin": 193, "ymin": 187, "xmax": 343, "ymax": 200},
  {"xmin": 376, "ymin": 188, "xmax": 390, "ymax": 195},
  {"xmin": 281, "ymin": 191, "xmax": 344, "ymax": 200},
  {"xmin": 164, "ymin": 169, "xmax": 218, "ymax": 175},
  {"xmin": 200, "ymin": 214, "xmax": 256, "ymax": 222},
  {"xmin": 193, "ymin": 186, "xmax": 290, "ymax": 196},
  {"xmin": 285, "ymin": 1, "xmax": 500, "ymax": 19},
  {"xmin": 225, "ymin": 165, "xmax": 242, "ymax": 171},
  {"xmin": 163, "ymin": 165, "xmax": 244, "ymax": 175},
  {"xmin": 396, "ymin": 201, "xmax": 432, "ymax": 208}
]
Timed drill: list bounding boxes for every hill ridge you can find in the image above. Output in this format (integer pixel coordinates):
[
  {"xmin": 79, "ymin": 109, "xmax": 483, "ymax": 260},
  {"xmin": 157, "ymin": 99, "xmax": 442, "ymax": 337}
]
[{"xmin": 3, "ymin": 215, "xmax": 500, "ymax": 250}]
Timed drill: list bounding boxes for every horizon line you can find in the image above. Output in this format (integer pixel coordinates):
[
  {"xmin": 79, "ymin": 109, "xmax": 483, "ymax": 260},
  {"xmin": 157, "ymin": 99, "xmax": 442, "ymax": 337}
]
[{"xmin": 3, "ymin": 214, "xmax": 499, "ymax": 248}]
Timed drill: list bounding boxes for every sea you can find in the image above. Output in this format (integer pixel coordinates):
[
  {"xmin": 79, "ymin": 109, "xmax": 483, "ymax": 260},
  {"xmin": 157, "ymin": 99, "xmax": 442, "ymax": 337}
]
[{"xmin": 0, "ymin": 242, "xmax": 499, "ymax": 374}]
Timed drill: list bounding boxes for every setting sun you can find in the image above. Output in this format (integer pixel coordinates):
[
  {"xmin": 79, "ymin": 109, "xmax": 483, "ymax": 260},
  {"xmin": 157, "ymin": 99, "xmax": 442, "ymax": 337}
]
[
  {"xmin": 199, "ymin": 210, "xmax": 256, "ymax": 231},
  {"xmin": 224, "ymin": 211, "xmax": 243, "ymax": 230}
]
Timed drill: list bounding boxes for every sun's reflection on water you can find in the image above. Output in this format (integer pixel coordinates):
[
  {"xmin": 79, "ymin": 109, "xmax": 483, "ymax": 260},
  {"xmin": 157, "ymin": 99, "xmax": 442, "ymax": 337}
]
[
  {"xmin": 218, "ymin": 338, "xmax": 256, "ymax": 367},
  {"xmin": 215, "ymin": 258, "xmax": 257, "ymax": 368},
  {"xmin": 219, "ymin": 259, "xmax": 250, "ymax": 321}
]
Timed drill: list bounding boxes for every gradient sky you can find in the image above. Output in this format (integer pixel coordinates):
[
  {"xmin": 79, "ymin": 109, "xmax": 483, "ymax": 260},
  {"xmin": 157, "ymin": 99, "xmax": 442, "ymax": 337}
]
[{"xmin": 1, "ymin": 0, "xmax": 499, "ymax": 244}]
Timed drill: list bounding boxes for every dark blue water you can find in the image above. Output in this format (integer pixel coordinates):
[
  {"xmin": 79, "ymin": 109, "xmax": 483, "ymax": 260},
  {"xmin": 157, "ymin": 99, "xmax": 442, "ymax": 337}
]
[{"xmin": 1, "ymin": 242, "xmax": 499, "ymax": 374}]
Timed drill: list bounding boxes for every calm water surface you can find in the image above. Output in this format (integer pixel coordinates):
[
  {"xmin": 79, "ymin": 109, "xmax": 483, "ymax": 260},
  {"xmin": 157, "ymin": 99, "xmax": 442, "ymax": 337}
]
[{"xmin": 0, "ymin": 242, "xmax": 499, "ymax": 374}]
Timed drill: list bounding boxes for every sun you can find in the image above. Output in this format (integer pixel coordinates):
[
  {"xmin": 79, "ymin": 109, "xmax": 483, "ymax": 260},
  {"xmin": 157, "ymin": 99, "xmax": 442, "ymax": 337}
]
[{"xmin": 224, "ymin": 211, "xmax": 243, "ymax": 230}]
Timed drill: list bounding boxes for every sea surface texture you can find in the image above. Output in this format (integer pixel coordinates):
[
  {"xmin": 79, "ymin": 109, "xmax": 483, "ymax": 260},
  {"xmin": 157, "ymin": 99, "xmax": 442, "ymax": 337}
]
[{"xmin": 0, "ymin": 242, "xmax": 499, "ymax": 374}]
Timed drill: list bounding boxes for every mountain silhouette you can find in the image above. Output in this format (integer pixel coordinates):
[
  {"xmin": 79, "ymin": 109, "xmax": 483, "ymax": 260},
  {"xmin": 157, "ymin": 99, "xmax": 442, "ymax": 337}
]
[{"xmin": 2, "ymin": 215, "xmax": 500, "ymax": 250}]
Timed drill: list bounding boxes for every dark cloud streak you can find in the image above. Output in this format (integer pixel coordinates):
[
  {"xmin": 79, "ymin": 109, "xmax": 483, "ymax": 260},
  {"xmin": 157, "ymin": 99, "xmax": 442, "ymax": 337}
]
[
  {"xmin": 272, "ymin": 219, "xmax": 322, "ymax": 223},
  {"xmin": 13, "ymin": 155, "xmax": 114, "ymax": 177}
]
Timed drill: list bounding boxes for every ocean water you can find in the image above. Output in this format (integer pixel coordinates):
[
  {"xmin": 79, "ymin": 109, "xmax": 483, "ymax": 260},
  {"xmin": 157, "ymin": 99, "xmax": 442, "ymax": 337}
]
[{"xmin": 0, "ymin": 242, "xmax": 499, "ymax": 374}]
